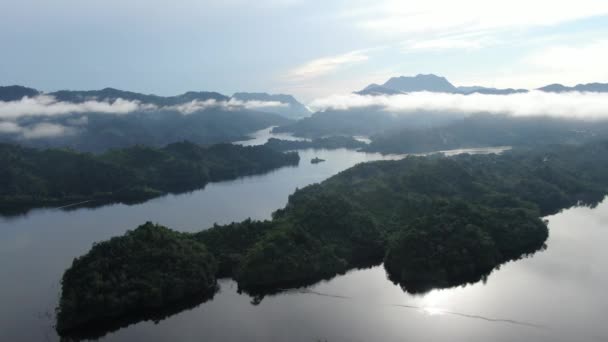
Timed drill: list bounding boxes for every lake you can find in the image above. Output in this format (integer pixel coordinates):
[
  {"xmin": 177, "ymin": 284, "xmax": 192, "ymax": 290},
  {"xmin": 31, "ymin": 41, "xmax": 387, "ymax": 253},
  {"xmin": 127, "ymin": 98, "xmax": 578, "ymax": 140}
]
[{"xmin": 0, "ymin": 130, "xmax": 605, "ymax": 342}]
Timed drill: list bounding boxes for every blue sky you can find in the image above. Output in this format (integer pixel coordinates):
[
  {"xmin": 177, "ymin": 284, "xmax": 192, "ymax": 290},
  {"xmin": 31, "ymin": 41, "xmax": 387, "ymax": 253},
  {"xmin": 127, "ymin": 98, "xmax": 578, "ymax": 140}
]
[{"xmin": 2, "ymin": 0, "xmax": 608, "ymax": 101}]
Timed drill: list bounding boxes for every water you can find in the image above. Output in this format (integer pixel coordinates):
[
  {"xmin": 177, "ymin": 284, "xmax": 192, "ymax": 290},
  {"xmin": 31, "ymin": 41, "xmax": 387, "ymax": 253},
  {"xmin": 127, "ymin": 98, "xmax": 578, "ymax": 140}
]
[
  {"xmin": 1, "ymin": 130, "xmax": 606, "ymax": 341},
  {"xmin": 233, "ymin": 126, "xmax": 310, "ymax": 146}
]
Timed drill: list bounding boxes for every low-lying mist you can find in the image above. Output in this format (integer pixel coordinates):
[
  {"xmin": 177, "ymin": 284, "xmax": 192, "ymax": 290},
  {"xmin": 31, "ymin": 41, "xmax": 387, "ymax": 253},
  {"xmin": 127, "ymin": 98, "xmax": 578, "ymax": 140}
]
[{"xmin": 309, "ymin": 91, "xmax": 608, "ymax": 120}]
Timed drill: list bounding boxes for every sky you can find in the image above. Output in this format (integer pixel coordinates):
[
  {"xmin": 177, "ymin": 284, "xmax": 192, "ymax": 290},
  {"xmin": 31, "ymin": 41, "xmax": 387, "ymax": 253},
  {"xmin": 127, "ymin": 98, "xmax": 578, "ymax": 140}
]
[{"xmin": 2, "ymin": 0, "xmax": 608, "ymax": 102}]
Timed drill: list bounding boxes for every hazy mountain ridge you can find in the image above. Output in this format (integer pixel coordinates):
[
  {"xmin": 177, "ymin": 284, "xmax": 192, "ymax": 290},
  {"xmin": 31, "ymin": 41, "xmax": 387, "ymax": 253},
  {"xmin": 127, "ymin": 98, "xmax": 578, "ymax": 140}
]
[
  {"xmin": 232, "ymin": 92, "xmax": 310, "ymax": 118},
  {"xmin": 0, "ymin": 86, "xmax": 302, "ymax": 152},
  {"xmin": 0, "ymin": 85, "xmax": 40, "ymax": 101},
  {"xmin": 357, "ymin": 74, "xmax": 608, "ymax": 95},
  {"xmin": 49, "ymin": 88, "xmax": 230, "ymax": 105},
  {"xmin": 0, "ymin": 86, "xmax": 313, "ymax": 151}
]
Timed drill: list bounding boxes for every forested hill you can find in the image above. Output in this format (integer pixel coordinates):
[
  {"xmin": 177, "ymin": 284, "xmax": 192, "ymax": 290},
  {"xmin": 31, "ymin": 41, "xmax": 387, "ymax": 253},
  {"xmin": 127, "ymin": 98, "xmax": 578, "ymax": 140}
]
[
  {"xmin": 0, "ymin": 108, "xmax": 290, "ymax": 153},
  {"xmin": 0, "ymin": 142, "xmax": 299, "ymax": 215},
  {"xmin": 365, "ymin": 114, "xmax": 608, "ymax": 154},
  {"xmin": 57, "ymin": 141, "xmax": 608, "ymax": 337}
]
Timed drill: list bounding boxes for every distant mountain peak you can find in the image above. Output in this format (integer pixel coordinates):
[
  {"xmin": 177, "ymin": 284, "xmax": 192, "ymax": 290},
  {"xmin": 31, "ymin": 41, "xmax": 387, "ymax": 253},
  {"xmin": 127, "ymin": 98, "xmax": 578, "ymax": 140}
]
[
  {"xmin": 0, "ymin": 85, "xmax": 40, "ymax": 101},
  {"xmin": 357, "ymin": 75, "xmax": 608, "ymax": 96},
  {"xmin": 356, "ymin": 74, "xmax": 458, "ymax": 95}
]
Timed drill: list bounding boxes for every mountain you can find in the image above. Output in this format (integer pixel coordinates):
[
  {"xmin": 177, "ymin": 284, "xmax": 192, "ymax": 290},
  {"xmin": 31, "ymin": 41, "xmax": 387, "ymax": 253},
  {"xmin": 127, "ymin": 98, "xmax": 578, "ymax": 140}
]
[
  {"xmin": 0, "ymin": 86, "xmax": 293, "ymax": 152},
  {"xmin": 358, "ymin": 75, "xmax": 608, "ymax": 96},
  {"xmin": 49, "ymin": 88, "xmax": 229, "ymax": 105},
  {"xmin": 457, "ymin": 86, "xmax": 528, "ymax": 95},
  {"xmin": 538, "ymin": 83, "xmax": 608, "ymax": 93},
  {"xmin": 383, "ymin": 74, "xmax": 458, "ymax": 93},
  {"xmin": 355, "ymin": 84, "xmax": 405, "ymax": 96},
  {"xmin": 0, "ymin": 85, "xmax": 40, "ymax": 101},
  {"xmin": 357, "ymin": 74, "xmax": 458, "ymax": 95},
  {"xmin": 273, "ymin": 107, "xmax": 464, "ymax": 138},
  {"xmin": 232, "ymin": 92, "xmax": 310, "ymax": 119},
  {"xmin": 365, "ymin": 114, "xmax": 608, "ymax": 154},
  {"xmin": 0, "ymin": 108, "xmax": 290, "ymax": 153}
]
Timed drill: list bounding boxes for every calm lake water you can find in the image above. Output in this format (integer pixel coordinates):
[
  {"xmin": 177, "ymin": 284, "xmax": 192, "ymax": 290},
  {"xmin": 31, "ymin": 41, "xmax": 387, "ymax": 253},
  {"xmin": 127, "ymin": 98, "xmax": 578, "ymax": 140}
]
[{"xmin": 0, "ymin": 130, "xmax": 606, "ymax": 342}]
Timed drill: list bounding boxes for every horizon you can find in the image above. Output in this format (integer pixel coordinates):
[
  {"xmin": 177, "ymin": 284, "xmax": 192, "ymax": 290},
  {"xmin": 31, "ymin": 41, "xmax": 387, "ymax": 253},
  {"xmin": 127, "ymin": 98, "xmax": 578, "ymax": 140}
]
[{"xmin": 2, "ymin": 1, "xmax": 608, "ymax": 102}]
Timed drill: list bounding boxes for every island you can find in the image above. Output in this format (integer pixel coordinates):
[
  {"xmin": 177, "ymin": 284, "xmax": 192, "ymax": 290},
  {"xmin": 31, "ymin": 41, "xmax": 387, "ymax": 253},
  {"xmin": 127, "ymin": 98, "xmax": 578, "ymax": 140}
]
[
  {"xmin": 55, "ymin": 223, "xmax": 218, "ymax": 337},
  {"xmin": 311, "ymin": 157, "xmax": 325, "ymax": 164},
  {"xmin": 0, "ymin": 141, "xmax": 299, "ymax": 215},
  {"xmin": 262, "ymin": 136, "xmax": 366, "ymax": 152},
  {"xmin": 56, "ymin": 141, "xmax": 608, "ymax": 337}
]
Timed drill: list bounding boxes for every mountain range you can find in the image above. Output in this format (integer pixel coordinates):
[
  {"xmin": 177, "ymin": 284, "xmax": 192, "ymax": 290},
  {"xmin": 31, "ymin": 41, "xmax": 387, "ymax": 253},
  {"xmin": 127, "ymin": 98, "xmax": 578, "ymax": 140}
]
[
  {"xmin": 356, "ymin": 74, "xmax": 608, "ymax": 96},
  {"xmin": 0, "ymin": 86, "xmax": 310, "ymax": 119},
  {"xmin": 0, "ymin": 86, "xmax": 310, "ymax": 152}
]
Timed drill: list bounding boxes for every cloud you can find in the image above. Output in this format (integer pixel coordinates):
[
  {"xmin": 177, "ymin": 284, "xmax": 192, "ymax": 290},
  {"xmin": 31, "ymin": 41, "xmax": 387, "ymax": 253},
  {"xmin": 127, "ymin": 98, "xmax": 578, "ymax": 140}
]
[
  {"xmin": 286, "ymin": 50, "xmax": 369, "ymax": 80},
  {"xmin": 0, "ymin": 95, "xmax": 289, "ymax": 119},
  {"xmin": 0, "ymin": 121, "xmax": 75, "ymax": 139},
  {"xmin": 401, "ymin": 31, "xmax": 499, "ymax": 52},
  {"xmin": 459, "ymin": 39, "xmax": 608, "ymax": 89},
  {"xmin": 350, "ymin": 0, "xmax": 608, "ymax": 36},
  {"xmin": 21, "ymin": 123, "xmax": 74, "ymax": 139},
  {"xmin": 0, "ymin": 121, "xmax": 21, "ymax": 133},
  {"xmin": 309, "ymin": 91, "xmax": 608, "ymax": 119},
  {"xmin": 168, "ymin": 99, "xmax": 288, "ymax": 114},
  {"xmin": 524, "ymin": 40, "xmax": 608, "ymax": 76},
  {"xmin": 0, "ymin": 95, "xmax": 146, "ymax": 120}
]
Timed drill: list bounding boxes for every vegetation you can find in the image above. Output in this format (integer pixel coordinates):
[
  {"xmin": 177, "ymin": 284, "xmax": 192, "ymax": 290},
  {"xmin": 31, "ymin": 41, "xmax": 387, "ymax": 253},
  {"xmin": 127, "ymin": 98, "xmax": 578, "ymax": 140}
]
[
  {"xmin": 272, "ymin": 107, "xmax": 459, "ymax": 138},
  {"xmin": 56, "ymin": 222, "xmax": 218, "ymax": 336},
  {"xmin": 0, "ymin": 108, "xmax": 291, "ymax": 152},
  {"xmin": 274, "ymin": 109, "xmax": 608, "ymax": 154},
  {"xmin": 57, "ymin": 141, "xmax": 608, "ymax": 336},
  {"xmin": 0, "ymin": 142, "xmax": 299, "ymax": 214},
  {"xmin": 0, "ymin": 87, "xmax": 302, "ymax": 152},
  {"xmin": 263, "ymin": 136, "xmax": 366, "ymax": 152},
  {"xmin": 366, "ymin": 114, "xmax": 608, "ymax": 154}
]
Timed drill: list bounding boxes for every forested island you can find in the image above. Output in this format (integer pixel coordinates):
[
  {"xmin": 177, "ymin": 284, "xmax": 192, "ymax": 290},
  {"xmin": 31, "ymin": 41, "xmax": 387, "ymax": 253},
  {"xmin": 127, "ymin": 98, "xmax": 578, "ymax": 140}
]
[
  {"xmin": 262, "ymin": 136, "xmax": 366, "ymax": 152},
  {"xmin": 56, "ymin": 141, "xmax": 608, "ymax": 337},
  {"xmin": 0, "ymin": 142, "xmax": 299, "ymax": 215}
]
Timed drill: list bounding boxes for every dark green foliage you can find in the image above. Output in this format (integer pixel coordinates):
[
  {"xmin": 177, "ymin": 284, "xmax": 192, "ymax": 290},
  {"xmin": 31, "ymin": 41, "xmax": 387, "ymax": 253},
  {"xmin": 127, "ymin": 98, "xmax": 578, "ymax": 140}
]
[
  {"xmin": 384, "ymin": 201, "xmax": 547, "ymax": 292},
  {"xmin": 57, "ymin": 141, "xmax": 608, "ymax": 334},
  {"xmin": 263, "ymin": 136, "xmax": 366, "ymax": 152},
  {"xmin": 232, "ymin": 142, "xmax": 608, "ymax": 293},
  {"xmin": 272, "ymin": 107, "xmax": 457, "ymax": 138},
  {"xmin": 0, "ymin": 142, "xmax": 299, "ymax": 214},
  {"xmin": 366, "ymin": 114, "xmax": 608, "ymax": 154},
  {"xmin": 56, "ymin": 223, "xmax": 218, "ymax": 335},
  {"xmin": 194, "ymin": 219, "xmax": 276, "ymax": 277}
]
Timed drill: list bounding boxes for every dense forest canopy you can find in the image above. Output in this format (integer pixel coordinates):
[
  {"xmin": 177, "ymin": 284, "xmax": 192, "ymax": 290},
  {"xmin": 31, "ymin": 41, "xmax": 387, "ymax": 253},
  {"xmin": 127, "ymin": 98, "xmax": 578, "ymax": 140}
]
[
  {"xmin": 275, "ymin": 110, "xmax": 608, "ymax": 153},
  {"xmin": 366, "ymin": 114, "xmax": 608, "ymax": 154},
  {"xmin": 57, "ymin": 140, "xmax": 608, "ymax": 337},
  {"xmin": 56, "ymin": 223, "xmax": 218, "ymax": 336},
  {"xmin": 0, "ymin": 142, "xmax": 299, "ymax": 215}
]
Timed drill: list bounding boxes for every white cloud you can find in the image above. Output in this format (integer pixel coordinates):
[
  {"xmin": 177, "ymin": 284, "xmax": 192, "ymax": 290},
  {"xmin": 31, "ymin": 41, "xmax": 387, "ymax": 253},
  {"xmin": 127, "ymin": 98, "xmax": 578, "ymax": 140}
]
[
  {"xmin": 401, "ymin": 31, "xmax": 499, "ymax": 52},
  {"xmin": 22, "ymin": 123, "xmax": 74, "ymax": 139},
  {"xmin": 0, "ymin": 121, "xmax": 21, "ymax": 133},
  {"xmin": 524, "ymin": 40, "xmax": 608, "ymax": 76},
  {"xmin": 459, "ymin": 39, "xmax": 608, "ymax": 89},
  {"xmin": 351, "ymin": 0, "xmax": 608, "ymax": 36},
  {"xmin": 309, "ymin": 91, "xmax": 608, "ymax": 120},
  {"xmin": 286, "ymin": 50, "xmax": 369, "ymax": 80},
  {"xmin": 0, "ymin": 95, "xmax": 289, "ymax": 119},
  {"xmin": 168, "ymin": 99, "xmax": 288, "ymax": 114},
  {"xmin": 0, "ymin": 95, "xmax": 145, "ymax": 120},
  {"xmin": 0, "ymin": 121, "xmax": 75, "ymax": 139}
]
